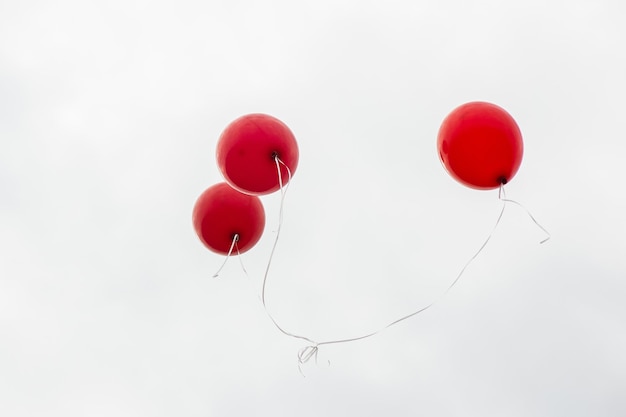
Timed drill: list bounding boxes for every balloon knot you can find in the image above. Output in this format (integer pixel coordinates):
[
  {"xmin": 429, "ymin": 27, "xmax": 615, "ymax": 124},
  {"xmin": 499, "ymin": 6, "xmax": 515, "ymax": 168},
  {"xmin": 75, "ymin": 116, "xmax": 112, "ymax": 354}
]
[{"xmin": 298, "ymin": 344, "xmax": 319, "ymax": 364}]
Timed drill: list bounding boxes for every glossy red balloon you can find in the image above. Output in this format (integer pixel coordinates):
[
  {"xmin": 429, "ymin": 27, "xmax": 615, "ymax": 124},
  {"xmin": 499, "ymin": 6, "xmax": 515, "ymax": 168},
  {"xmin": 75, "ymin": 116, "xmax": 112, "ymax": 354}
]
[
  {"xmin": 216, "ymin": 114, "xmax": 299, "ymax": 195},
  {"xmin": 437, "ymin": 102, "xmax": 523, "ymax": 190},
  {"xmin": 192, "ymin": 183, "xmax": 265, "ymax": 255}
]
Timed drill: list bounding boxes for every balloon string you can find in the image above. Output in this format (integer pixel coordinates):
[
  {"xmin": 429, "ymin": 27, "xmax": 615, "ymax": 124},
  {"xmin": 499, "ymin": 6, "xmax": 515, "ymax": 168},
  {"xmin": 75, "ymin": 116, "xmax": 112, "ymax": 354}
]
[
  {"xmin": 260, "ymin": 178, "xmax": 549, "ymax": 372},
  {"xmin": 261, "ymin": 157, "xmax": 290, "ymax": 305},
  {"xmin": 299, "ymin": 189, "xmax": 509, "ymax": 354},
  {"xmin": 498, "ymin": 186, "xmax": 551, "ymax": 244},
  {"xmin": 212, "ymin": 234, "xmax": 241, "ymax": 278},
  {"xmin": 260, "ymin": 157, "xmax": 318, "ymax": 350},
  {"xmin": 304, "ymin": 185, "xmax": 551, "ymax": 356},
  {"xmin": 260, "ymin": 177, "xmax": 507, "ymax": 369},
  {"xmin": 235, "ymin": 240, "xmax": 249, "ymax": 277}
]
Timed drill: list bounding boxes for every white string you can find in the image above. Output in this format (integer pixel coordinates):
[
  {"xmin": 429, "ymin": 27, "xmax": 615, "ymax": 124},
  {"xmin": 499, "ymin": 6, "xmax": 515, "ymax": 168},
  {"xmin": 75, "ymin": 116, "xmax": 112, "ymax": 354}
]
[
  {"xmin": 212, "ymin": 234, "xmax": 244, "ymax": 278},
  {"xmin": 499, "ymin": 187, "xmax": 551, "ymax": 244},
  {"xmin": 259, "ymin": 157, "xmax": 317, "ymax": 347},
  {"xmin": 261, "ymin": 156, "xmax": 290, "ymax": 304},
  {"xmin": 235, "ymin": 240, "xmax": 249, "ymax": 276},
  {"xmin": 259, "ymin": 172, "xmax": 550, "ymax": 372},
  {"xmin": 300, "ymin": 186, "xmax": 510, "ymax": 352}
]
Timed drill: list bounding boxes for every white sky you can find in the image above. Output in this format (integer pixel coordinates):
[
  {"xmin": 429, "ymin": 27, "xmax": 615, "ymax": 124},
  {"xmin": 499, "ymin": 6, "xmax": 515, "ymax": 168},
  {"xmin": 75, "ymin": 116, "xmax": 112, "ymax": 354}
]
[{"xmin": 1, "ymin": 0, "xmax": 625, "ymax": 415}]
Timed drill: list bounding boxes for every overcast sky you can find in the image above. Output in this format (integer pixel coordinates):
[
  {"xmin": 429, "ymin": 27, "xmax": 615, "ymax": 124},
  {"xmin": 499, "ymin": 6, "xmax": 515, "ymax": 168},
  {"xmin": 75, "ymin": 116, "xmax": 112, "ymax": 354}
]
[{"xmin": 1, "ymin": 0, "xmax": 625, "ymax": 416}]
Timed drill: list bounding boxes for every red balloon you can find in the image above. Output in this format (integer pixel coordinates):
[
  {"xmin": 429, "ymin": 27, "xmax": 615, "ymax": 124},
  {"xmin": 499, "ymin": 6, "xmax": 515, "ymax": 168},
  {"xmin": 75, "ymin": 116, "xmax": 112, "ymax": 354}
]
[
  {"xmin": 437, "ymin": 102, "xmax": 523, "ymax": 190},
  {"xmin": 192, "ymin": 183, "xmax": 265, "ymax": 255},
  {"xmin": 216, "ymin": 113, "xmax": 299, "ymax": 195}
]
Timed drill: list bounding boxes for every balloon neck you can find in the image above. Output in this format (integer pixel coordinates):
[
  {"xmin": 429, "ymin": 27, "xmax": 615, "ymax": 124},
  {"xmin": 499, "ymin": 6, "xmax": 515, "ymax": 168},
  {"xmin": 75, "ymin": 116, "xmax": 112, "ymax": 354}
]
[
  {"xmin": 498, "ymin": 176, "xmax": 508, "ymax": 185},
  {"xmin": 271, "ymin": 151, "xmax": 279, "ymax": 160}
]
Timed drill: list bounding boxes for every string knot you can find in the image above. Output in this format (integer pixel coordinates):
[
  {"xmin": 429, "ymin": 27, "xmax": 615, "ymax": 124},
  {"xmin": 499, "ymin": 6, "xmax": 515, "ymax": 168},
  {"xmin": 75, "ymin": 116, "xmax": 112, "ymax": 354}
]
[{"xmin": 298, "ymin": 344, "xmax": 319, "ymax": 364}]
